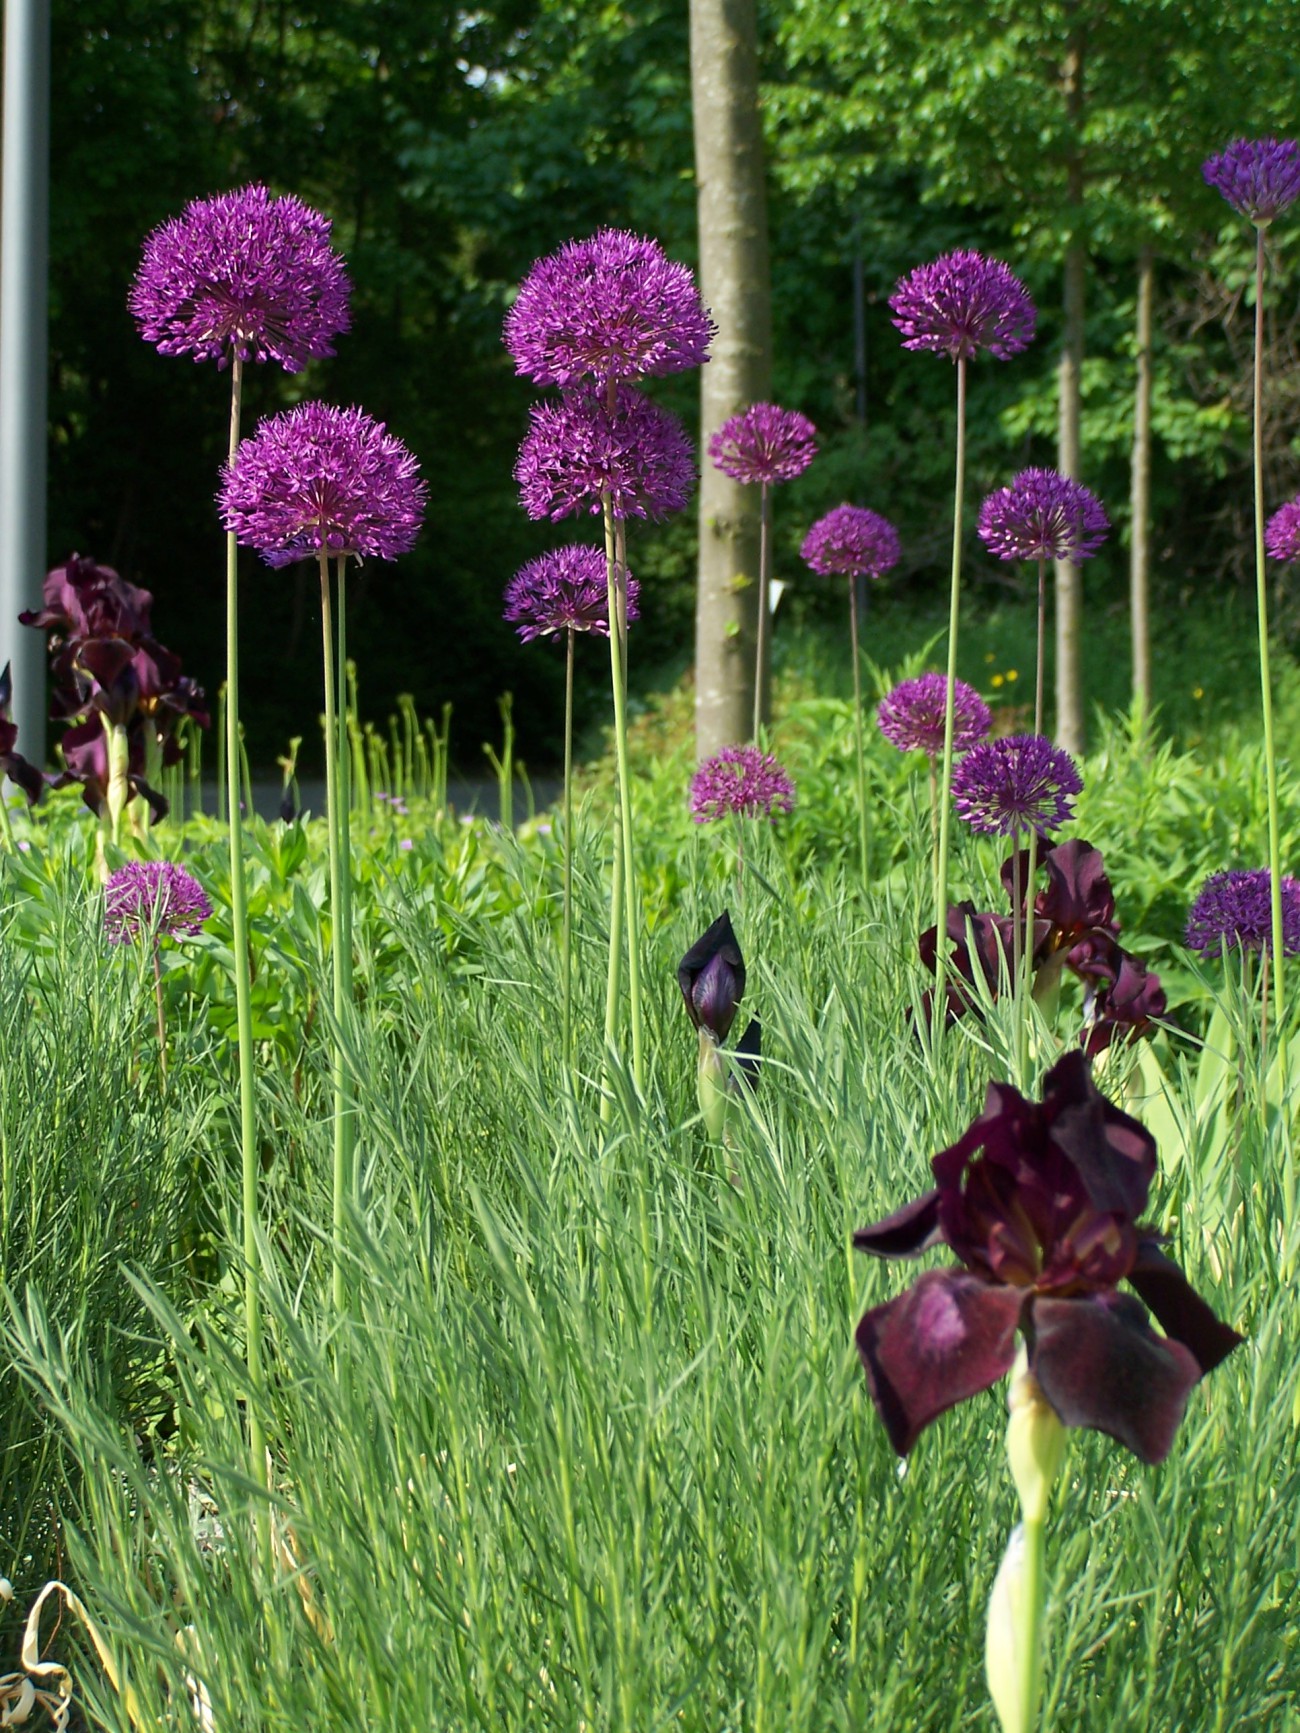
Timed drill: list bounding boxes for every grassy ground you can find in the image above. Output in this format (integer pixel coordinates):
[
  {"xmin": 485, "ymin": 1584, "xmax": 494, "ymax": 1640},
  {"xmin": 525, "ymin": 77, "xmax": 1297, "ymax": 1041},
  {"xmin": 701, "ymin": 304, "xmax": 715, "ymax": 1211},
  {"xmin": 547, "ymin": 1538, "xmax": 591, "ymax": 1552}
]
[{"xmin": 0, "ymin": 649, "xmax": 1296, "ymax": 1730}]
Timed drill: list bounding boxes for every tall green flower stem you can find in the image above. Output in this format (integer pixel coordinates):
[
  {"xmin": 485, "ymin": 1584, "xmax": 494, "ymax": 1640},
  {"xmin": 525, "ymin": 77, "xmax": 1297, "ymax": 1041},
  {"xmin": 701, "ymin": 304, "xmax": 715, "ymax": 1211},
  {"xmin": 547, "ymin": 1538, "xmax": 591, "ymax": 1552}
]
[
  {"xmin": 1251, "ymin": 225, "xmax": 1290, "ymax": 1202},
  {"xmin": 334, "ymin": 556, "xmax": 357, "ymax": 1218},
  {"xmin": 752, "ymin": 482, "xmax": 772, "ymax": 741},
  {"xmin": 1018, "ymin": 554, "xmax": 1048, "ymax": 1072},
  {"xmin": 223, "ymin": 357, "xmax": 269, "ymax": 1536},
  {"xmin": 602, "ymin": 494, "xmax": 645, "ymax": 1096},
  {"xmin": 1033, "ymin": 557, "xmax": 1047, "ymax": 739},
  {"xmin": 151, "ymin": 938, "xmax": 168, "ymax": 1089},
  {"xmin": 317, "ymin": 548, "xmax": 350, "ymax": 1313},
  {"xmin": 932, "ymin": 357, "xmax": 969, "ymax": 1036},
  {"xmin": 847, "ymin": 574, "xmax": 870, "ymax": 888},
  {"xmin": 561, "ymin": 625, "xmax": 576, "ymax": 1073}
]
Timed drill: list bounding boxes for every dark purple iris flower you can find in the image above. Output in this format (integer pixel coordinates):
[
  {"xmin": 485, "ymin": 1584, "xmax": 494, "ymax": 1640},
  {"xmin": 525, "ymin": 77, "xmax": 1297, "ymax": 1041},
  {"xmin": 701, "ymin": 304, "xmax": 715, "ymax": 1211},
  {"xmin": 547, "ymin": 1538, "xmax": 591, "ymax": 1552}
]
[
  {"xmin": 889, "ymin": 250, "xmax": 1036, "ymax": 363},
  {"xmin": 678, "ymin": 910, "xmax": 760, "ymax": 1085},
  {"xmin": 853, "ymin": 1051, "xmax": 1242, "ymax": 1462},
  {"xmin": 0, "ymin": 663, "xmax": 44, "ymax": 805}
]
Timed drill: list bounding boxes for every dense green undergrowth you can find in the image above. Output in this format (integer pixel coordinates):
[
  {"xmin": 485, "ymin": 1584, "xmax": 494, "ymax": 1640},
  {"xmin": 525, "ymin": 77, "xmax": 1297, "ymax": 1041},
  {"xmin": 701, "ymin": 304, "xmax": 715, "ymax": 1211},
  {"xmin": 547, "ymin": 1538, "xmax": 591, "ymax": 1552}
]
[{"xmin": 0, "ymin": 669, "xmax": 1296, "ymax": 1730}]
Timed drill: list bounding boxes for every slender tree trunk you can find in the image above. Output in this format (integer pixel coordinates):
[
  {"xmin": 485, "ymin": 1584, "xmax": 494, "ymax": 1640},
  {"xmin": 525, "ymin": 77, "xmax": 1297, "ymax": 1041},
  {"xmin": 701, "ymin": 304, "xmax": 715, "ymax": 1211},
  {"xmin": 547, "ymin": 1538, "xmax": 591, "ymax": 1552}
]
[
  {"xmin": 1054, "ymin": 16, "xmax": 1086, "ymax": 754},
  {"xmin": 690, "ymin": 0, "xmax": 772, "ymax": 756},
  {"xmin": 1130, "ymin": 244, "xmax": 1154, "ymax": 717}
]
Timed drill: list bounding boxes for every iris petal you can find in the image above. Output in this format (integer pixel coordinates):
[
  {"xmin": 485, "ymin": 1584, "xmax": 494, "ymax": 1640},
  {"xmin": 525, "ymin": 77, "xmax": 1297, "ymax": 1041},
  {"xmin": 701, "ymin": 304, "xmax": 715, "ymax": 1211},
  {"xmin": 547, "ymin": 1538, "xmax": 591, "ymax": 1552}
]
[{"xmin": 1127, "ymin": 1242, "xmax": 1245, "ymax": 1375}]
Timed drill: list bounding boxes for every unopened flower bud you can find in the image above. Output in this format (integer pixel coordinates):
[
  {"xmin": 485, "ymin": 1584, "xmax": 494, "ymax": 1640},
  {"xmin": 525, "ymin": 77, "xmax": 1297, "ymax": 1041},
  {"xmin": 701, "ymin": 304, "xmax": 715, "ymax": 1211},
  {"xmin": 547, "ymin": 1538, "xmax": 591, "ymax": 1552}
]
[
  {"xmin": 985, "ymin": 1524, "xmax": 1028, "ymax": 1733},
  {"xmin": 1007, "ymin": 1351, "xmax": 1065, "ymax": 1525},
  {"xmin": 698, "ymin": 1028, "xmax": 730, "ymax": 1143}
]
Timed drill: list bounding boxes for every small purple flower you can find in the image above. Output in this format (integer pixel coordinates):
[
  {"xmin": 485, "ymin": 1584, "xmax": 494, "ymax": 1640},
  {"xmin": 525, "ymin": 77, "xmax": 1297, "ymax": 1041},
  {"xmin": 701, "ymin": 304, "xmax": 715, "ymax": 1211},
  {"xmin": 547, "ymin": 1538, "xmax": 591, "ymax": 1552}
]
[
  {"xmin": 889, "ymin": 250, "xmax": 1036, "ymax": 362},
  {"xmin": 877, "ymin": 673, "xmax": 991, "ymax": 760},
  {"xmin": 978, "ymin": 469, "xmax": 1109, "ymax": 564},
  {"xmin": 515, "ymin": 385, "xmax": 694, "ymax": 523},
  {"xmin": 129, "ymin": 184, "xmax": 351, "ymax": 372},
  {"xmin": 504, "ymin": 228, "xmax": 714, "ymax": 386},
  {"xmin": 104, "ymin": 860, "xmax": 212, "ymax": 944},
  {"xmin": 852, "ymin": 1051, "xmax": 1242, "ymax": 1462},
  {"xmin": 800, "ymin": 505, "xmax": 900, "ymax": 581},
  {"xmin": 1185, "ymin": 868, "xmax": 1300, "ymax": 960},
  {"xmin": 1265, "ymin": 499, "xmax": 1300, "ymax": 563},
  {"xmin": 709, "ymin": 403, "xmax": 818, "ymax": 487},
  {"xmin": 689, "ymin": 745, "xmax": 795, "ymax": 823},
  {"xmin": 951, "ymin": 734, "xmax": 1082, "ymax": 839},
  {"xmin": 503, "ymin": 545, "xmax": 640, "ymax": 641},
  {"xmin": 220, "ymin": 403, "xmax": 426, "ymax": 566},
  {"xmin": 1203, "ymin": 138, "xmax": 1300, "ymax": 227}
]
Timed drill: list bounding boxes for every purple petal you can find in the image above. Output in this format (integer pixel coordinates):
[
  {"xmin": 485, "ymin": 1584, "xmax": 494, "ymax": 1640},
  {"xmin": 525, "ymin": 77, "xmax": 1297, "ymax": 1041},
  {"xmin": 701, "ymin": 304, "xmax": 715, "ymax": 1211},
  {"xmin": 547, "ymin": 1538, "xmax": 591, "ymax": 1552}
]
[
  {"xmin": 852, "ymin": 1189, "xmax": 943, "ymax": 1259},
  {"xmin": 1127, "ymin": 1242, "xmax": 1244, "ymax": 1376},
  {"xmin": 856, "ymin": 1268, "xmax": 1022, "ymax": 1455},
  {"xmin": 1029, "ymin": 1292, "xmax": 1202, "ymax": 1464}
]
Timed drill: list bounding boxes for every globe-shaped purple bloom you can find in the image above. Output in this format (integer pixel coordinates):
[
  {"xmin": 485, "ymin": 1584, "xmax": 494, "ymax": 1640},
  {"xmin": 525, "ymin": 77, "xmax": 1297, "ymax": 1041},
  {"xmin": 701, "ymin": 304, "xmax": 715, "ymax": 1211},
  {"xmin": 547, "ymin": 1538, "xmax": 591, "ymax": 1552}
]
[
  {"xmin": 504, "ymin": 228, "xmax": 715, "ymax": 387},
  {"xmin": 1203, "ymin": 138, "xmax": 1300, "ymax": 227},
  {"xmin": 889, "ymin": 250, "xmax": 1036, "ymax": 363},
  {"xmin": 219, "ymin": 403, "xmax": 426, "ymax": 567},
  {"xmin": 709, "ymin": 403, "xmax": 818, "ymax": 487},
  {"xmin": 105, "ymin": 860, "xmax": 212, "ymax": 944},
  {"xmin": 951, "ymin": 734, "xmax": 1082, "ymax": 839},
  {"xmin": 129, "ymin": 184, "xmax": 351, "ymax": 372},
  {"xmin": 1185, "ymin": 869, "xmax": 1300, "ymax": 960},
  {"xmin": 690, "ymin": 746, "xmax": 795, "ymax": 823},
  {"xmin": 978, "ymin": 469, "xmax": 1110, "ymax": 564},
  {"xmin": 515, "ymin": 385, "xmax": 695, "ymax": 523},
  {"xmin": 877, "ymin": 673, "xmax": 991, "ymax": 760},
  {"xmin": 1265, "ymin": 499, "xmax": 1300, "ymax": 563},
  {"xmin": 800, "ymin": 506, "xmax": 900, "ymax": 580},
  {"xmin": 503, "ymin": 545, "xmax": 640, "ymax": 642}
]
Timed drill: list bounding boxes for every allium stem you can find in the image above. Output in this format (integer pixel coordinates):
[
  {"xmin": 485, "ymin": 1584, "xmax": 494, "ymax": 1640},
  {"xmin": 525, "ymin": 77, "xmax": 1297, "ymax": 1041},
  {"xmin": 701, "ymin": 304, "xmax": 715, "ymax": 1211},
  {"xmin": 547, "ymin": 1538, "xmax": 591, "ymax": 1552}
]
[
  {"xmin": 152, "ymin": 939, "xmax": 168, "ymax": 1088},
  {"xmin": 562, "ymin": 625, "xmax": 575, "ymax": 1074},
  {"xmin": 318, "ymin": 548, "xmax": 349, "ymax": 1313},
  {"xmin": 1252, "ymin": 225, "xmax": 1289, "ymax": 1184},
  {"xmin": 753, "ymin": 482, "xmax": 772, "ymax": 741},
  {"xmin": 1034, "ymin": 558, "xmax": 1046, "ymax": 738},
  {"xmin": 933, "ymin": 356, "xmax": 969, "ymax": 1030},
  {"xmin": 848, "ymin": 574, "xmax": 870, "ymax": 887},
  {"xmin": 1016, "ymin": 1514, "xmax": 1048, "ymax": 1733},
  {"xmin": 603, "ymin": 495, "xmax": 645, "ymax": 1096},
  {"xmin": 224, "ymin": 357, "xmax": 269, "ymax": 1547},
  {"xmin": 335, "ymin": 556, "xmax": 356, "ymax": 1216}
]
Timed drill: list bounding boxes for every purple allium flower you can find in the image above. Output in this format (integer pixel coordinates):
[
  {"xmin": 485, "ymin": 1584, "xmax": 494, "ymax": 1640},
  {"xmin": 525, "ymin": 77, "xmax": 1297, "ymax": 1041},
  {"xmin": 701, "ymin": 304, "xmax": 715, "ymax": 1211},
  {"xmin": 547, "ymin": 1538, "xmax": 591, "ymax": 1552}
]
[
  {"xmin": 978, "ymin": 468, "xmax": 1110, "ymax": 564},
  {"xmin": 709, "ymin": 402, "xmax": 818, "ymax": 487},
  {"xmin": 889, "ymin": 250, "xmax": 1036, "ymax": 362},
  {"xmin": 852, "ymin": 1050, "xmax": 1242, "ymax": 1462},
  {"xmin": 689, "ymin": 745, "xmax": 795, "ymax": 823},
  {"xmin": 129, "ymin": 184, "xmax": 351, "ymax": 372},
  {"xmin": 1203, "ymin": 138, "xmax": 1300, "ymax": 226},
  {"xmin": 800, "ymin": 505, "xmax": 900, "ymax": 580},
  {"xmin": 951, "ymin": 734, "xmax": 1082, "ymax": 839},
  {"xmin": 515, "ymin": 385, "xmax": 694, "ymax": 523},
  {"xmin": 877, "ymin": 673, "xmax": 991, "ymax": 759},
  {"xmin": 1185, "ymin": 868, "xmax": 1300, "ymax": 959},
  {"xmin": 504, "ymin": 228, "xmax": 714, "ymax": 387},
  {"xmin": 1265, "ymin": 498, "xmax": 1300, "ymax": 563},
  {"xmin": 104, "ymin": 860, "xmax": 212, "ymax": 944},
  {"xmin": 503, "ymin": 545, "xmax": 640, "ymax": 641},
  {"xmin": 220, "ymin": 403, "xmax": 426, "ymax": 566}
]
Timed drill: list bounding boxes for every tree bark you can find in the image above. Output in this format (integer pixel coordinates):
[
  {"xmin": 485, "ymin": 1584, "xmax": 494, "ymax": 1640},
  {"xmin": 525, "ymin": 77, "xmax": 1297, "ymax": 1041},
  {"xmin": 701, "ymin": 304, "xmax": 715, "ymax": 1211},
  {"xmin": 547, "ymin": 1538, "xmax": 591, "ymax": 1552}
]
[
  {"xmin": 690, "ymin": 0, "xmax": 772, "ymax": 756},
  {"xmin": 1130, "ymin": 244, "xmax": 1154, "ymax": 717},
  {"xmin": 1054, "ymin": 14, "xmax": 1086, "ymax": 754}
]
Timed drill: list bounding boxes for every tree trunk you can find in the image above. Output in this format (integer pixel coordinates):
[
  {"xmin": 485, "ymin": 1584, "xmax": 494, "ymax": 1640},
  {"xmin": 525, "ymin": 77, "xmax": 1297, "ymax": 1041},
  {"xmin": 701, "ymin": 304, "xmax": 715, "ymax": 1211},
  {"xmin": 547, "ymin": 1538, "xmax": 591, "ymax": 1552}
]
[
  {"xmin": 1130, "ymin": 244, "xmax": 1154, "ymax": 717},
  {"xmin": 1054, "ymin": 16, "xmax": 1086, "ymax": 755},
  {"xmin": 690, "ymin": 0, "xmax": 772, "ymax": 757}
]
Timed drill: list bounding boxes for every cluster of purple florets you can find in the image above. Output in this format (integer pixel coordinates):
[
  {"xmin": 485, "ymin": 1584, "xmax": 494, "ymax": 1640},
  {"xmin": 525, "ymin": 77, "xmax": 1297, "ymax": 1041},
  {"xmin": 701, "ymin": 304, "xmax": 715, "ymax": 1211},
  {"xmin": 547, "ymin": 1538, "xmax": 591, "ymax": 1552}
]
[
  {"xmin": 689, "ymin": 746, "xmax": 795, "ymax": 824},
  {"xmin": 877, "ymin": 674, "xmax": 991, "ymax": 760},
  {"xmin": 104, "ymin": 860, "xmax": 212, "ymax": 944}
]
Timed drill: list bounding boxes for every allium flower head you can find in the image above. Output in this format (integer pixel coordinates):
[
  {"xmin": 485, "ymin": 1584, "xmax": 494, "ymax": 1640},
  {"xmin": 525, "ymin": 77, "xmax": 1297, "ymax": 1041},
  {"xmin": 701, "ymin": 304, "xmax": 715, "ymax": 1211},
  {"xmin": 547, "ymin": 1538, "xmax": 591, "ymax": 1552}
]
[
  {"xmin": 504, "ymin": 228, "xmax": 715, "ymax": 386},
  {"xmin": 889, "ymin": 250, "xmax": 1036, "ymax": 362},
  {"xmin": 503, "ymin": 545, "xmax": 640, "ymax": 641},
  {"xmin": 952, "ymin": 734, "xmax": 1082, "ymax": 839},
  {"xmin": 129, "ymin": 184, "xmax": 351, "ymax": 371},
  {"xmin": 1185, "ymin": 868, "xmax": 1300, "ymax": 959},
  {"xmin": 877, "ymin": 673, "xmax": 991, "ymax": 759},
  {"xmin": 515, "ymin": 385, "xmax": 694, "ymax": 522},
  {"xmin": 689, "ymin": 745, "xmax": 795, "ymax": 823},
  {"xmin": 800, "ymin": 505, "xmax": 900, "ymax": 580},
  {"xmin": 220, "ymin": 403, "xmax": 426, "ymax": 566},
  {"xmin": 852, "ymin": 1050, "xmax": 1242, "ymax": 1462},
  {"xmin": 978, "ymin": 469, "xmax": 1109, "ymax": 563},
  {"xmin": 1265, "ymin": 498, "xmax": 1300, "ymax": 563},
  {"xmin": 709, "ymin": 402, "xmax": 818, "ymax": 487},
  {"xmin": 104, "ymin": 860, "xmax": 212, "ymax": 944},
  {"xmin": 1203, "ymin": 138, "xmax": 1300, "ymax": 226}
]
